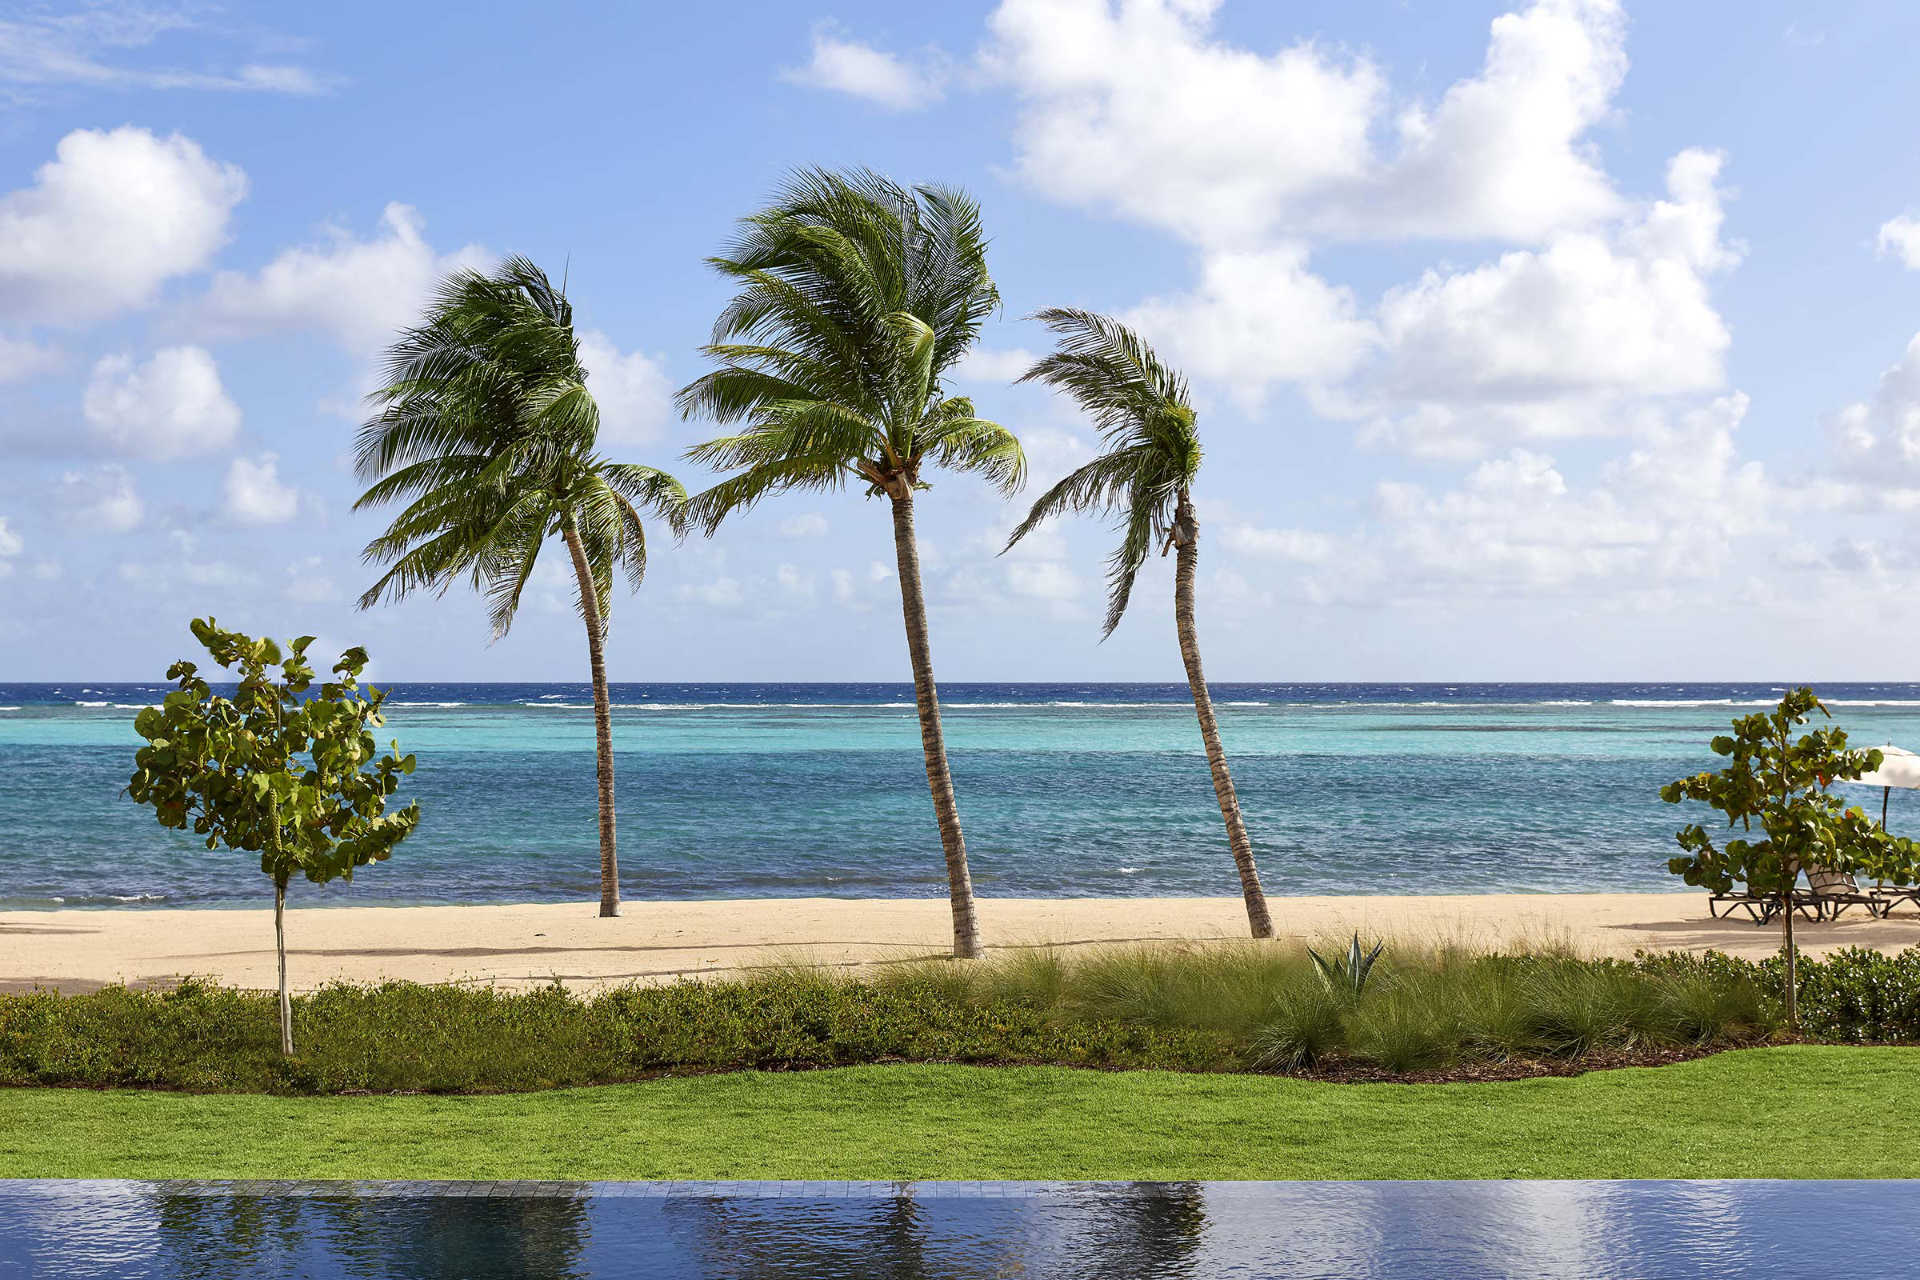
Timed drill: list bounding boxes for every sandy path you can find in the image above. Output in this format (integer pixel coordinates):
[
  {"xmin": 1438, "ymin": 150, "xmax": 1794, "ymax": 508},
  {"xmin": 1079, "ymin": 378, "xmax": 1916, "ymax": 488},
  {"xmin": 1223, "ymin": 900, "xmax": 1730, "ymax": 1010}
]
[{"xmin": 4, "ymin": 894, "xmax": 1915, "ymax": 994}]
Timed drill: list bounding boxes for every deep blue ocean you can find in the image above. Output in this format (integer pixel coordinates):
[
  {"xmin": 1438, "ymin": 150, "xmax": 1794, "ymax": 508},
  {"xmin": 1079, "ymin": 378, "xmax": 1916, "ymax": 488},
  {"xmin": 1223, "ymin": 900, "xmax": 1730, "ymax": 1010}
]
[{"xmin": 5, "ymin": 681, "xmax": 1920, "ymax": 908}]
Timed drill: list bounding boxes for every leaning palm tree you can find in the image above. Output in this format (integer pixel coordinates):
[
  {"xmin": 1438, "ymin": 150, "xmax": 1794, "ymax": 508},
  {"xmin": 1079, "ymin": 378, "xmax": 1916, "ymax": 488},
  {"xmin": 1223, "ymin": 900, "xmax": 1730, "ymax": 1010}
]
[
  {"xmin": 1006, "ymin": 308, "xmax": 1273, "ymax": 938},
  {"xmin": 677, "ymin": 169, "xmax": 1023, "ymax": 959},
  {"xmin": 353, "ymin": 256, "xmax": 685, "ymax": 918}
]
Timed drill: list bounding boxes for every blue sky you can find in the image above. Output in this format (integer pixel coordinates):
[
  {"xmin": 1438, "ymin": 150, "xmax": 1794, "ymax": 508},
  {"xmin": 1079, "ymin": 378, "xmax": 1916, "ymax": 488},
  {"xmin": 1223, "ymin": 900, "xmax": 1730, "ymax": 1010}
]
[{"xmin": 2, "ymin": 0, "xmax": 1919, "ymax": 682}]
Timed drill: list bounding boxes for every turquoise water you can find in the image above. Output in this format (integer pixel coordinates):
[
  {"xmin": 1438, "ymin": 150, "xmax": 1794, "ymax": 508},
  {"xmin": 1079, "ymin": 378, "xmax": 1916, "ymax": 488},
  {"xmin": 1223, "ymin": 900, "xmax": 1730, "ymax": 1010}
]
[{"xmin": 5, "ymin": 682, "xmax": 1920, "ymax": 907}]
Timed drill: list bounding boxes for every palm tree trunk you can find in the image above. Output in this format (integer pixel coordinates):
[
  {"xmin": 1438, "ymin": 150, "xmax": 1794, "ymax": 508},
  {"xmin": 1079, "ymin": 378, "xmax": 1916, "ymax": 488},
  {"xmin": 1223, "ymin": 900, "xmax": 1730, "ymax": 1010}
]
[
  {"xmin": 561, "ymin": 513, "xmax": 622, "ymax": 918},
  {"xmin": 1172, "ymin": 491, "xmax": 1274, "ymax": 939},
  {"xmin": 889, "ymin": 489, "xmax": 983, "ymax": 958}
]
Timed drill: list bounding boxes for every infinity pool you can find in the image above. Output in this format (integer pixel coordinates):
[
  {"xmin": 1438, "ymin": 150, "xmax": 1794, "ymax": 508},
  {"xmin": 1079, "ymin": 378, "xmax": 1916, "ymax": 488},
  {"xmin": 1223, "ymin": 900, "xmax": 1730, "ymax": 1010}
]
[{"xmin": 2, "ymin": 1180, "xmax": 1913, "ymax": 1278}]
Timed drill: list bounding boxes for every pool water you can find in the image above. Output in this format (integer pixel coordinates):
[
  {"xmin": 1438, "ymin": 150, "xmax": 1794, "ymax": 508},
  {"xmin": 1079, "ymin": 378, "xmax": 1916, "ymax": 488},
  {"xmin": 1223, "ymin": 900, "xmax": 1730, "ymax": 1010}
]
[{"xmin": 2, "ymin": 1180, "xmax": 1914, "ymax": 1278}]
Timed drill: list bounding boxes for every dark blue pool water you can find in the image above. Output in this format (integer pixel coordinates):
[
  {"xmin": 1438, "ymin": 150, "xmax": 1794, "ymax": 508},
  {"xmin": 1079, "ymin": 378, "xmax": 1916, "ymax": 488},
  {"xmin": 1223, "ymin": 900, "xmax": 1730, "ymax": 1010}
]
[{"xmin": 3, "ymin": 1180, "xmax": 1915, "ymax": 1278}]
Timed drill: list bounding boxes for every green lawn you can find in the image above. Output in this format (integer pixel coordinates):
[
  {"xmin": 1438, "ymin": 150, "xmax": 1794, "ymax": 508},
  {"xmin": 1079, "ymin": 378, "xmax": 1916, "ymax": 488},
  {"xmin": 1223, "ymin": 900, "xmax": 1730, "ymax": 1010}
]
[{"xmin": 3, "ymin": 1047, "xmax": 1915, "ymax": 1181}]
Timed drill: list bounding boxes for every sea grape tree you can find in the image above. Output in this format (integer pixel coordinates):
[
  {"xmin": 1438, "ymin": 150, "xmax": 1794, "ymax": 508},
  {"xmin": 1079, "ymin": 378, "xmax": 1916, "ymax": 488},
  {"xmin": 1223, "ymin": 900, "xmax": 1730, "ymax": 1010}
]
[
  {"xmin": 1660, "ymin": 686, "xmax": 1920, "ymax": 1027},
  {"xmin": 126, "ymin": 618, "xmax": 420, "ymax": 1054}
]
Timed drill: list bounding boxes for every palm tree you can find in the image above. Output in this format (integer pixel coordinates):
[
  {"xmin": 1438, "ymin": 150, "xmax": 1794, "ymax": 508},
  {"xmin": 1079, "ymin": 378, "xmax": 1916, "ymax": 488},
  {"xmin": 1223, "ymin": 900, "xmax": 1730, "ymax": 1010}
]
[
  {"xmin": 352, "ymin": 256, "xmax": 685, "ymax": 918},
  {"xmin": 1006, "ymin": 308, "xmax": 1274, "ymax": 938},
  {"xmin": 677, "ymin": 169, "xmax": 1023, "ymax": 959}
]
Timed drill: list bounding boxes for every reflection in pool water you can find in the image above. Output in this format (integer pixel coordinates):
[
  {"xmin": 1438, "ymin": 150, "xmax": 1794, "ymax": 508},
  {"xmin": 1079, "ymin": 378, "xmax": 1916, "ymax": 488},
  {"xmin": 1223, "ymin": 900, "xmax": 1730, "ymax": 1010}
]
[{"xmin": 2, "ymin": 1180, "xmax": 1915, "ymax": 1278}]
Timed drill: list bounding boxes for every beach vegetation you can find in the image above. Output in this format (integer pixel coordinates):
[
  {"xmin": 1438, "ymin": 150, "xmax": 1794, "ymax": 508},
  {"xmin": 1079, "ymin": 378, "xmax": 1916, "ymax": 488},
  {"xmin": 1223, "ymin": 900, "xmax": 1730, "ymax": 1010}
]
[
  {"xmin": 1661, "ymin": 686, "xmax": 1920, "ymax": 1026},
  {"xmin": 676, "ymin": 169, "xmax": 1024, "ymax": 958},
  {"xmin": 124, "ymin": 620, "xmax": 420, "ymax": 1055},
  {"xmin": 1308, "ymin": 932, "xmax": 1385, "ymax": 998},
  {"xmin": 5, "ymin": 1049, "xmax": 1918, "ymax": 1182},
  {"xmin": 352, "ymin": 256, "xmax": 687, "ymax": 918},
  {"xmin": 1004, "ymin": 310, "xmax": 1274, "ymax": 938},
  {"xmin": 18, "ymin": 939, "xmax": 1918, "ymax": 1094}
]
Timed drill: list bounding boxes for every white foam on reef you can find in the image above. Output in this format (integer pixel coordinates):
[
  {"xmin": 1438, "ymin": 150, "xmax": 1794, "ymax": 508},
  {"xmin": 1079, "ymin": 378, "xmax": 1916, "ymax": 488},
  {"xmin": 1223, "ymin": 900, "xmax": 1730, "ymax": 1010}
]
[{"xmin": 73, "ymin": 700, "xmax": 108, "ymax": 707}]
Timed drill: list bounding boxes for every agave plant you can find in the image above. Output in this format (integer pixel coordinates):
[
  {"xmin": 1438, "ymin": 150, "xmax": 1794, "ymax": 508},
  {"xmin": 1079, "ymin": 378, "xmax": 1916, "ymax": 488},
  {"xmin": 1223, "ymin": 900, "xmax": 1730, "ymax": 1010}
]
[{"xmin": 1308, "ymin": 933, "xmax": 1385, "ymax": 999}]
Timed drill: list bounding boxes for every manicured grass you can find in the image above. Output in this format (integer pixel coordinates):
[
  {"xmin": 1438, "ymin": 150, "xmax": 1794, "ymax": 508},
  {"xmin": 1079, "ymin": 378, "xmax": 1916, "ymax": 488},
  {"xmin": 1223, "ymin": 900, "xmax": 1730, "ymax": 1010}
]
[{"xmin": 4, "ymin": 1047, "xmax": 1916, "ymax": 1181}]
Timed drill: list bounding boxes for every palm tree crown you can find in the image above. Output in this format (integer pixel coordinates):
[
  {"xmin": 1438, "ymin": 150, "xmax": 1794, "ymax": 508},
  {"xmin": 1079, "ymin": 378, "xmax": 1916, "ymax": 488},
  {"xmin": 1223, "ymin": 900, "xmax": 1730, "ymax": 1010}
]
[
  {"xmin": 1005, "ymin": 307, "xmax": 1200, "ymax": 637},
  {"xmin": 676, "ymin": 168, "xmax": 1024, "ymax": 522},
  {"xmin": 354, "ymin": 256, "xmax": 685, "ymax": 633}
]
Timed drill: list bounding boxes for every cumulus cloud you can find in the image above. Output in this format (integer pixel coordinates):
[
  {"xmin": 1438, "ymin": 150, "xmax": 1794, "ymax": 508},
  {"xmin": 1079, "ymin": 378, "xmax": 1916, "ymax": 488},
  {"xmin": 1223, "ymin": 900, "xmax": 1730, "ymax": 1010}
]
[
  {"xmin": 1878, "ymin": 215, "xmax": 1920, "ymax": 271},
  {"xmin": 0, "ymin": 126, "xmax": 245, "ymax": 327},
  {"xmin": 1825, "ymin": 331, "xmax": 1920, "ymax": 501},
  {"xmin": 781, "ymin": 23, "xmax": 947, "ymax": 110},
  {"xmin": 83, "ymin": 346, "xmax": 240, "ymax": 459},
  {"xmin": 198, "ymin": 202, "xmax": 486, "ymax": 354},
  {"xmin": 56, "ymin": 464, "xmax": 143, "ymax": 532},
  {"xmin": 1125, "ymin": 244, "xmax": 1376, "ymax": 405},
  {"xmin": 224, "ymin": 454, "xmax": 300, "ymax": 525},
  {"xmin": 577, "ymin": 331, "xmax": 671, "ymax": 445},
  {"xmin": 0, "ymin": 515, "xmax": 20, "ymax": 560},
  {"xmin": 984, "ymin": 0, "xmax": 1624, "ymax": 248},
  {"xmin": 1341, "ymin": 149, "xmax": 1739, "ymax": 455}
]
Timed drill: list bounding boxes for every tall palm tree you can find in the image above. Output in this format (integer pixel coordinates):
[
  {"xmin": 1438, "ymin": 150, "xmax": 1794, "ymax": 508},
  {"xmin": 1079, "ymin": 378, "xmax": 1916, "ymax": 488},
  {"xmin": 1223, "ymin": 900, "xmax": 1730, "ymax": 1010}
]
[
  {"xmin": 677, "ymin": 169, "xmax": 1023, "ymax": 959},
  {"xmin": 353, "ymin": 256, "xmax": 686, "ymax": 918},
  {"xmin": 1006, "ymin": 308, "xmax": 1274, "ymax": 938}
]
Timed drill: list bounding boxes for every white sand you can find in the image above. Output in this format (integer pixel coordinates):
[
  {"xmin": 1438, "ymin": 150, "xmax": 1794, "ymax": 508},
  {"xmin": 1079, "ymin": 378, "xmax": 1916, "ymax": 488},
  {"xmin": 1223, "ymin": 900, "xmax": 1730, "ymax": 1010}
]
[{"xmin": 4, "ymin": 893, "xmax": 1913, "ymax": 994}]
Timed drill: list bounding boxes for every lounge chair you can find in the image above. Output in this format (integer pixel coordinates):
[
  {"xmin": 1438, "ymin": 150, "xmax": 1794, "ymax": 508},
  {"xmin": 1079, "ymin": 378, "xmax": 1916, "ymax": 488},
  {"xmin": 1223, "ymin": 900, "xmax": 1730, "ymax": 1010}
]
[
  {"xmin": 1799, "ymin": 869, "xmax": 1894, "ymax": 921},
  {"xmin": 1708, "ymin": 885, "xmax": 1781, "ymax": 924},
  {"xmin": 1868, "ymin": 881, "xmax": 1920, "ymax": 917}
]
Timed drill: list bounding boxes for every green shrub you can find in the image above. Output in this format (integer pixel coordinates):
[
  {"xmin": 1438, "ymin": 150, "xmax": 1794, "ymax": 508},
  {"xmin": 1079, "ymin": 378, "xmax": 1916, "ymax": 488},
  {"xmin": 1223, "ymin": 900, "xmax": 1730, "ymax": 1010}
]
[
  {"xmin": 1791, "ymin": 947, "xmax": 1920, "ymax": 1042},
  {"xmin": 11, "ymin": 940, "xmax": 1915, "ymax": 1096}
]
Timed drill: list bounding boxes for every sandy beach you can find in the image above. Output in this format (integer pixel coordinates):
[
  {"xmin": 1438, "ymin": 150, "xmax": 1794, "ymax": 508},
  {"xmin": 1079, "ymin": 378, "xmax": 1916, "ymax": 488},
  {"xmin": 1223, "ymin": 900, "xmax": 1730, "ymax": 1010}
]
[{"xmin": 4, "ymin": 893, "xmax": 1915, "ymax": 994}]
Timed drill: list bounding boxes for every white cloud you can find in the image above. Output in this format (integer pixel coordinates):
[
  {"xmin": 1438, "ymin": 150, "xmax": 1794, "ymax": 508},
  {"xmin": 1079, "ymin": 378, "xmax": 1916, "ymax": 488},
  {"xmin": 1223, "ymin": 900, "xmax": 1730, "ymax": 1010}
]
[
  {"xmin": 1878, "ymin": 215, "xmax": 1920, "ymax": 271},
  {"xmin": 775, "ymin": 563, "xmax": 815, "ymax": 599},
  {"xmin": 1825, "ymin": 331, "xmax": 1920, "ymax": 500},
  {"xmin": 779, "ymin": 512, "xmax": 829, "ymax": 538},
  {"xmin": 83, "ymin": 346, "xmax": 240, "ymax": 459},
  {"xmin": 577, "ymin": 330, "xmax": 671, "ymax": 446},
  {"xmin": 781, "ymin": 23, "xmax": 947, "ymax": 110},
  {"xmin": 951, "ymin": 346, "xmax": 1036, "ymax": 383},
  {"xmin": 1005, "ymin": 559, "xmax": 1082, "ymax": 602},
  {"xmin": 225, "ymin": 454, "xmax": 299, "ymax": 525},
  {"xmin": 1125, "ymin": 244, "xmax": 1376, "ymax": 404},
  {"xmin": 1342, "ymin": 149, "xmax": 1739, "ymax": 455},
  {"xmin": 0, "ymin": 126, "xmax": 245, "ymax": 327},
  {"xmin": 678, "ymin": 576, "xmax": 745, "ymax": 608},
  {"xmin": 0, "ymin": 9, "xmax": 332, "ymax": 97},
  {"xmin": 1323, "ymin": 394, "xmax": 1772, "ymax": 600},
  {"xmin": 0, "ymin": 516, "xmax": 20, "ymax": 558},
  {"xmin": 1220, "ymin": 524, "xmax": 1335, "ymax": 564},
  {"xmin": 984, "ymin": 0, "xmax": 1624, "ymax": 248},
  {"xmin": 284, "ymin": 556, "xmax": 340, "ymax": 604},
  {"xmin": 56, "ymin": 464, "xmax": 143, "ymax": 532},
  {"xmin": 830, "ymin": 568, "xmax": 857, "ymax": 605},
  {"xmin": 0, "ymin": 335, "xmax": 61, "ymax": 383},
  {"xmin": 198, "ymin": 202, "xmax": 487, "ymax": 354}
]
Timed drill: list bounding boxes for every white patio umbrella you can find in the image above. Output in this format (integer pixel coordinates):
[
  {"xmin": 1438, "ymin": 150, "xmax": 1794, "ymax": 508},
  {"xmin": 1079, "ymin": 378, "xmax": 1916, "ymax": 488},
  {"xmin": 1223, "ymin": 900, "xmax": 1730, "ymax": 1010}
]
[{"xmin": 1847, "ymin": 744, "xmax": 1920, "ymax": 828}]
